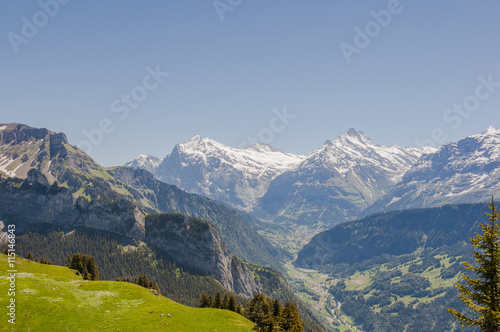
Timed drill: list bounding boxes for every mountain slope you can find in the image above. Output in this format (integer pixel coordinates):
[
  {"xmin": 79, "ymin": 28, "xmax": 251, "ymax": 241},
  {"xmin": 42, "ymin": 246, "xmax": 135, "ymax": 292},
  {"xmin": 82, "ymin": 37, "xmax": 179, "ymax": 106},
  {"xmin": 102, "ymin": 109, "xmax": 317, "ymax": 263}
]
[
  {"xmin": 255, "ymin": 128, "xmax": 432, "ymax": 227},
  {"xmin": 296, "ymin": 203, "xmax": 485, "ymax": 269},
  {"xmin": 108, "ymin": 166, "xmax": 289, "ymax": 269},
  {"xmin": 0, "ymin": 254, "xmax": 255, "ymax": 331},
  {"xmin": 0, "ymin": 123, "xmax": 286, "ymax": 270},
  {"xmin": 295, "ymin": 202, "xmax": 489, "ymax": 332},
  {"xmin": 0, "ymin": 170, "xmax": 261, "ymax": 296},
  {"xmin": 364, "ymin": 126, "xmax": 500, "ymax": 216}
]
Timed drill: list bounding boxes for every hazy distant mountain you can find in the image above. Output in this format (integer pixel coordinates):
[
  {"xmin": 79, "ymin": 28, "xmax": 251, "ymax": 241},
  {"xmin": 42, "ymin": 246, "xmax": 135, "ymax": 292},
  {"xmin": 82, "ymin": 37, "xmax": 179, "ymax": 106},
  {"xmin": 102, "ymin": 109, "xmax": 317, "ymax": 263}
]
[
  {"xmin": 127, "ymin": 128, "xmax": 434, "ymax": 229},
  {"xmin": 128, "ymin": 135, "xmax": 305, "ymax": 211},
  {"xmin": 363, "ymin": 126, "xmax": 500, "ymax": 216},
  {"xmin": 124, "ymin": 154, "xmax": 162, "ymax": 174},
  {"xmin": 255, "ymin": 127, "xmax": 434, "ymax": 226}
]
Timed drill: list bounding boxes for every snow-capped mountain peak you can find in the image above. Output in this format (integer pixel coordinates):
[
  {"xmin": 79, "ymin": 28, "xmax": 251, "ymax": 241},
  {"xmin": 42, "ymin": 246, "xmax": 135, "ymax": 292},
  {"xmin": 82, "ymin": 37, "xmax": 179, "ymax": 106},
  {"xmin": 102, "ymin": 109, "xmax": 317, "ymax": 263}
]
[
  {"xmin": 363, "ymin": 125, "xmax": 500, "ymax": 215},
  {"xmin": 144, "ymin": 137, "xmax": 306, "ymax": 210},
  {"xmin": 124, "ymin": 154, "xmax": 162, "ymax": 174},
  {"xmin": 303, "ymin": 128, "xmax": 430, "ymax": 179},
  {"xmin": 344, "ymin": 126, "xmax": 370, "ymax": 141},
  {"xmin": 483, "ymin": 125, "xmax": 499, "ymax": 135}
]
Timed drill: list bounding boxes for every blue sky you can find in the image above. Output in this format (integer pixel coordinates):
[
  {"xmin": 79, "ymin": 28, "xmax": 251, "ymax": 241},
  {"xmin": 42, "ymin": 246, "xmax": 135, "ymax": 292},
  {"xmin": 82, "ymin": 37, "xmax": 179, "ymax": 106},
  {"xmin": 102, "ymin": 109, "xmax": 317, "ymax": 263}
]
[{"xmin": 1, "ymin": 0, "xmax": 500, "ymax": 166}]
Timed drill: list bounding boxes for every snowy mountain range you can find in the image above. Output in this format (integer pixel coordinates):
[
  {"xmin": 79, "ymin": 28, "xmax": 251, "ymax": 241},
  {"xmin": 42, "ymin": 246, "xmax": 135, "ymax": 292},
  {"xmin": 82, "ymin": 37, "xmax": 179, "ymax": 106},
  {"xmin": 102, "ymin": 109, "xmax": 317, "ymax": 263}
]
[
  {"xmin": 363, "ymin": 125, "xmax": 500, "ymax": 216},
  {"xmin": 254, "ymin": 128, "xmax": 434, "ymax": 225},
  {"xmin": 127, "ymin": 135, "xmax": 305, "ymax": 211},
  {"xmin": 127, "ymin": 127, "xmax": 438, "ymax": 226}
]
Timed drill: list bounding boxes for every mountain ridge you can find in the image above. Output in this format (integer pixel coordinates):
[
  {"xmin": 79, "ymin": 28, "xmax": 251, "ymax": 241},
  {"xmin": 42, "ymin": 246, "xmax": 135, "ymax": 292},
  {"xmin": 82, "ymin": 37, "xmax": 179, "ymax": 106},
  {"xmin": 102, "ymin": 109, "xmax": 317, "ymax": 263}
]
[
  {"xmin": 363, "ymin": 126, "xmax": 500, "ymax": 216},
  {"xmin": 0, "ymin": 122, "xmax": 287, "ymax": 271}
]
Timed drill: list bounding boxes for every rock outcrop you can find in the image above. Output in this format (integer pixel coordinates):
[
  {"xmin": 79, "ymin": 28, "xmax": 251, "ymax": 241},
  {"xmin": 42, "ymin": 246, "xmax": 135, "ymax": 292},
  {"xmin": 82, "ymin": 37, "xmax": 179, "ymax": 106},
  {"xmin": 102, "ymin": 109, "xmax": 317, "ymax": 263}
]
[
  {"xmin": 146, "ymin": 213, "xmax": 261, "ymax": 297},
  {"xmin": 0, "ymin": 169, "xmax": 260, "ymax": 297}
]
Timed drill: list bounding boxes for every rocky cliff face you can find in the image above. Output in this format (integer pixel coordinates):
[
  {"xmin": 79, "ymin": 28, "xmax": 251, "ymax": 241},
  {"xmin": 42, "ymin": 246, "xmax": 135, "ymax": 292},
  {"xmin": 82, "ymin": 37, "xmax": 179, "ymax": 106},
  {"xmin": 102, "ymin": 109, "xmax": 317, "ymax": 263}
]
[
  {"xmin": 0, "ymin": 169, "xmax": 144, "ymax": 237},
  {"xmin": 108, "ymin": 166, "xmax": 288, "ymax": 271},
  {"xmin": 0, "ymin": 169, "xmax": 260, "ymax": 297},
  {"xmin": 0, "ymin": 123, "xmax": 78, "ymax": 181},
  {"xmin": 146, "ymin": 214, "xmax": 260, "ymax": 297}
]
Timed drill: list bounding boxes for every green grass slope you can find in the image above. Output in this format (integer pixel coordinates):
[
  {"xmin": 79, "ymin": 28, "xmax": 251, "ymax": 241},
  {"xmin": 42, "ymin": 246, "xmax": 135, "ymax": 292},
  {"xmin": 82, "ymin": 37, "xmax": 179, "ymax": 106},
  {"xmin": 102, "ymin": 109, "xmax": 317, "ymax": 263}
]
[{"xmin": 0, "ymin": 255, "xmax": 254, "ymax": 331}]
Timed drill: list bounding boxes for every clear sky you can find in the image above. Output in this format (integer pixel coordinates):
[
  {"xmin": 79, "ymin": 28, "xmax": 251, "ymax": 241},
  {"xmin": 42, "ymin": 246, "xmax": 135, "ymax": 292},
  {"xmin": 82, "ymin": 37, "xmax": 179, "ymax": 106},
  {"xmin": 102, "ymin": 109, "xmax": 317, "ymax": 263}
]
[{"xmin": 1, "ymin": 0, "xmax": 499, "ymax": 166}]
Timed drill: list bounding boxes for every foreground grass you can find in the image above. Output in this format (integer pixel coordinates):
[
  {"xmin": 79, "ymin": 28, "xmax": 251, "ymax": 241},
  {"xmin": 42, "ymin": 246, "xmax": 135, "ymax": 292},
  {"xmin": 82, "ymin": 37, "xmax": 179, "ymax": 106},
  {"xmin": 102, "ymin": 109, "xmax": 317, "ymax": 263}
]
[{"xmin": 0, "ymin": 254, "xmax": 254, "ymax": 331}]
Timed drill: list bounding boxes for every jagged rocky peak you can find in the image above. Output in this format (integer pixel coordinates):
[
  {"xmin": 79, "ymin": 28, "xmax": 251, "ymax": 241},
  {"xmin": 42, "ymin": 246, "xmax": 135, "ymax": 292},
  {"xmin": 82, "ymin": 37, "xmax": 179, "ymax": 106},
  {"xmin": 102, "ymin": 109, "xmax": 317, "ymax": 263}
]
[
  {"xmin": 334, "ymin": 126, "xmax": 372, "ymax": 145},
  {"xmin": 245, "ymin": 143, "xmax": 283, "ymax": 153},
  {"xmin": 483, "ymin": 125, "xmax": 499, "ymax": 135},
  {"xmin": 189, "ymin": 135, "xmax": 201, "ymax": 141},
  {"xmin": 346, "ymin": 126, "xmax": 366, "ymax": 137},
  {"xmin": 124, "ymin": 154, "xmax": 162, "ymax": 174},
  {"xmin": 0, "ymin": 122, "xmax": 69, "ymax": 150},
  {"xmin": 0, "ymin": 123, "xmax": 49, "ymax": 144},
  {"xmin": 363, "ymin": 125, "xmax": 500, "ymax": 215}
]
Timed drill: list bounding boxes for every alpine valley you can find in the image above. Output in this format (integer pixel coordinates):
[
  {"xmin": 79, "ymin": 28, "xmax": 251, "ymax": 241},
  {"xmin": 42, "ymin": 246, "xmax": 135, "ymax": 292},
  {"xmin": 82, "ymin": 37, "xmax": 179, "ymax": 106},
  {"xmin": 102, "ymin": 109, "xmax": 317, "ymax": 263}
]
[{"xmin": 2, "ymin": 122, "xmax": 499, "ymax": 331}]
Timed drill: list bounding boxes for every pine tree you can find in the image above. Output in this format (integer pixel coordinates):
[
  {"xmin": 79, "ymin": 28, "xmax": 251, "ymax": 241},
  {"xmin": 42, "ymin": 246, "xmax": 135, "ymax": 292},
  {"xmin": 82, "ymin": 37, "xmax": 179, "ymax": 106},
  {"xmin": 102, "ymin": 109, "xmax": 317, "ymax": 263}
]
[
  {"xmin": 281, "ymin": 301, "xmax": 304, "ymax": 332},
  {"xmin": 222, "ymin": 293, "xmax": 230, "ymax": 310},
  {"xmin": 228, "ymin": 294, "xmax": 237, "ymax": 312},
  {"xmin": 272, "ymin": 298, "xmax": 282, "ymax": 318},
  {"xmin": 245, "ymin": 294, "xmax": 271, "ymax": 328},
  {"xmin": 208, "ymin": 295, "xmax": 214, "ymax": 308},
  {"xmin": 68, "ymin": 253, "xmax": 99, "ymax": 281},
  {"xmin": 199, "ymin": 293, "xmax": 213, "ymax": 308},
  {"xmin": 236, "ymin": 302, "xmax": 243, "ymax": 315},
  {"xmin": 448, "ymin": 197, "xmax": 500, "ymax": 331},
  {"xmin": 27, "ymin": 252, "xmax": 34, "ymax": 261},
  {"xmin": 213, "ymin": 291, "xmax": 222, "ymax": 309}
]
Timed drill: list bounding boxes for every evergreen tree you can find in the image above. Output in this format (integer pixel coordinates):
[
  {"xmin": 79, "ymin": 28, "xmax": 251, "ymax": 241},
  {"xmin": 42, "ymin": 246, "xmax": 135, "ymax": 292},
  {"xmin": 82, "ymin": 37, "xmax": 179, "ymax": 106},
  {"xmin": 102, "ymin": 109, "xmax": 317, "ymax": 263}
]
[
  {"xmin": 245, "ymin": 294, "xmax": 271, "ymax": 328},
  {"xmin": 27, "ymin": 252, "xmax": 34, "ymax": 261},
  {"xmin": 222, "ymin": 293, "xmax": 230, "ymax": 310},
  {"xmin": 236, "ymin": 302, "xmax": 243, "ymax": 315},
  {"xmin": 272, "ymin": 298, "xmax": 282, "ymax": 318},
  {"xmin": 132, "ymin": 275, "xmax": 161, "ymax": 295},
  {"xmin": 68, "ymin": 253, "xmax": 99, "ymax": 281},
  {"xmin": 199, "ymin": 293, "xmax": 213, "ymax": 308},
  {"xmin": 281, "ymin": 301, "xmax": 304, "ymax": 332},
  {"xmin": 116, "ymin": 277, "xmax": 130, "ymax": 282},
  {"xmin": 448, "ymin": 197, "xmax": 500, "ymax": 331},
  {"xmin": 228, "ymin": 294, "xmax": 237, "ymax": 312},
  {"xmin": 208, "ymin": 295, "xmax": 214, "ymax": 308},
  {"xmin": 213, "ymin": 291, "xmax": 222, "ymax": 309}
]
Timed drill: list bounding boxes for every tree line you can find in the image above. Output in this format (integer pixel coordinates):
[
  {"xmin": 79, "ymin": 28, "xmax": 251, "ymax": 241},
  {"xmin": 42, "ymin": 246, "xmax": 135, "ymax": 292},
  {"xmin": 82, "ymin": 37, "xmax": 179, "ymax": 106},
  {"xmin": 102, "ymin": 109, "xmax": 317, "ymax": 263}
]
[{"xmin": 199, "ymin": 292, "xmax": 304, "ymax": 331}]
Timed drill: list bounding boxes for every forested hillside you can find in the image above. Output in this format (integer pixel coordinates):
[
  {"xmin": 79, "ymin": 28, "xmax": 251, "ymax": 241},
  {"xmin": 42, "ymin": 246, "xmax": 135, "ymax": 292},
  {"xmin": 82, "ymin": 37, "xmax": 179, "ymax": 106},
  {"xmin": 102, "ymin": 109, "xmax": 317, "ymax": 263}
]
[{"xmin": 295, "ymin": 203, "xmax": 488, "ymax": 331}]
